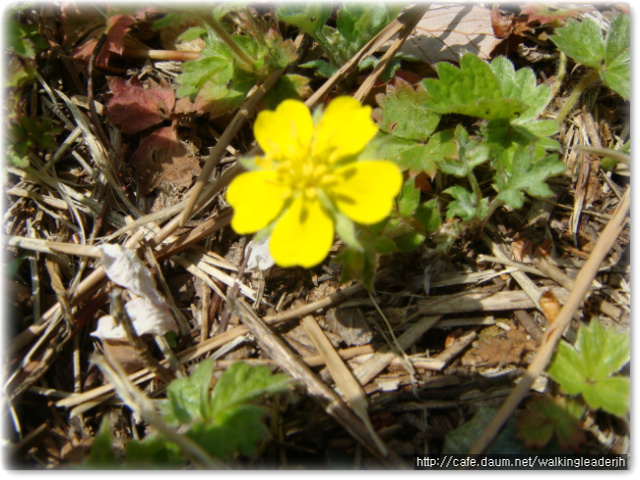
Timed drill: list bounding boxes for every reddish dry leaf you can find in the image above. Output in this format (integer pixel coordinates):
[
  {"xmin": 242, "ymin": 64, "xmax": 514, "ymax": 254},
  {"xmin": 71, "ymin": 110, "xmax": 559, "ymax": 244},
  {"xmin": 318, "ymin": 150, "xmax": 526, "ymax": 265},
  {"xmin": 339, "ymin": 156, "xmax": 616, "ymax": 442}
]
[
  {"xmin": 399, "ymin": 4, "xmax": 503, "ymax": 65},
  {"xmin": 519, "ymin": 4, "xmax": 585, "ymax": 27},
  {"xmin": 130, "ymin": 123, "xmax": 200, "ymax": 195},
  {"xmin": 70, "ymin": 14, "xmax": 136, "ymax": 67},
  {"xmin": 106, "ymin": 75, "xmax": 175, "ymax": 135},
  {"xmin": 534, "ymin": 238, "xmax": 554, "ymax": 257},
  {"xmin": 491, "ymin": 4, "xmax": 514, "ymax": 38}
]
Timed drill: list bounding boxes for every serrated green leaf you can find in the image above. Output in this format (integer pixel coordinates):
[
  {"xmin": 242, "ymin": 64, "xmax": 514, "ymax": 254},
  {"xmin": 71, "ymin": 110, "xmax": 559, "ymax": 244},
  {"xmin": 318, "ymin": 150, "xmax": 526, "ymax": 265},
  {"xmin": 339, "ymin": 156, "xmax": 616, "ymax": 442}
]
[
  {"xmin": 85, "ymin": 417, "xmax": 119, "ymax": 468},
  {"xmin": 209, "ymin": 362, "xmax": 290, "ymax": 417},
  {"xmin": 414, "ymin": 199, "xmax": 441, "ymax": 233},
  {"xmin": 164, "ymin": 359, "xmax": 215, "ymax": 424},
  {"xmin": 398, "ymin": 177, "xmax": 420, "ymax": 217},
  {"xmin": 490, "ymin": 56, "xmax": 552, "ymax": 123},
  {"xmin": 444, "ymin": 185, "xmax": 482, "ymax": 221},
  {"xmin": 125, "ymin": 433, "xmax": 183, "ymax": 468},
  {"xmin": 551, "ymin": 18, "xmax": 605, "ymax": 68},
  {"xmin": 299, "ymin": 59, "xmax": 338, "ymax": 78},
  {"xmin": 601, "ymin": 14, "xmax": 630, "ymax": 99},
  {"xmin": 517, "ymin": 396, "xmax": 586, "ymax": 451},
  {"xmin": 337, "ymin": 3, "xmax": 391, "ymax": 48},
  {"xmin": 373, "ymin": 236, "xmax": 398, "ymax": 254},
  {"xmin": 548, "ymin": 321, "xmax": 630, "ymax": 416},
  {"xmin": 494, "ymin": 147, "xmax": 566, "ymax": 209},
  {"xmin": 438, "ymin": 125, "xmax": 490, "ymax": 177},
  {"xmin": 423, "ymin": 54, "xmax": 526, "ymax": 120},
  {"xmin": 548, "ymin": 341, "xmax": 587, "ymax": 395},
  {"xmin": 366, "ymin": 133, "xmax": 438, "ymax": 176},
  {"xmin": 262, "ymin": 74, "xmax": 311, "ymax": 109},
  {"xmin": 187, "ymin": 404, "xmax": 268, "ymax": 459},
  {"xmin": 374, "ymin": 79, "xmax": 440, "ymax": 142},
  {"xmin": 576, "ymin": 320, "xmax": 630, "ymax": 381},
  {"xmin": 393, "ymin": 230, "xmax": 426, "ymax": 252},
  {"xmin": 581, "ymin": 377, "xmax": 630, "ymax": 417},
  {"xmin": 276, "ymin": 4, "xmax": 332, "ymax": 36},
  {"xmin": 177, "ymin": 26, "xmax": 207, "ymax": 43},
  {"xmin": 604, "ymin": 14, "xmax": 630, "ymax": 66}
]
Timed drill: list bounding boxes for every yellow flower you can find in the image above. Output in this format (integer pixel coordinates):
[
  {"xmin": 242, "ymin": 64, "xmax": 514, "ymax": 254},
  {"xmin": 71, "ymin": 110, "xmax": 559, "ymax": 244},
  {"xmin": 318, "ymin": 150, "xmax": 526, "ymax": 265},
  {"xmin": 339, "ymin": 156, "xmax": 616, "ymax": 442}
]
[{"xmin": 226, "ymin": 96, "xmax": 402, "ymax": 268}]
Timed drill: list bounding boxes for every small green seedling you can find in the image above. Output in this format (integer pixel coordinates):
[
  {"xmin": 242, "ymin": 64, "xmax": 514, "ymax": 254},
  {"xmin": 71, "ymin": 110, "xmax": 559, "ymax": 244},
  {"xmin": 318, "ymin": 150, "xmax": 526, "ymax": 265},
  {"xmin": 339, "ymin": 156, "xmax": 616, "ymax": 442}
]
[
  {"xmin": 278, "ymin": 3, "xmax": 400, "ymax": 77},
  {"xmin": 551, "ymin": 14, "xmax": 630, "ymax": 100},
  {"xmin": 517, "ymin": 395, "xmax": 587, "ymax": 452},
  {"xmin": 86, "ymin": 361, "xmax": 290, "ymax": 467},
  {"xmin": 548, "ymin": 320, "xmax": 630, "ymax": 417}
]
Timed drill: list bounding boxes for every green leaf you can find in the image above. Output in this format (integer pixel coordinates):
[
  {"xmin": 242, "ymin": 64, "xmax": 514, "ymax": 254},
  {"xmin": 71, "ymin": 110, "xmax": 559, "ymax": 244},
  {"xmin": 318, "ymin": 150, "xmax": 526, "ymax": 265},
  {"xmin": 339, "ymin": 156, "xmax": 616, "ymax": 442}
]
[
  {"xmin": 365, "ymin": 133, "xmax": 438, "ymax": 177},
  {"xmin": 438, "ymin": 125, "xmax": 490, "ymax": 177},
  {"xmin": 398, "ymin": 177, "xmax": 420, "ymax": 217},
  {"xmin": 393, "ymin": 230, "xmax": 426, "ymax": 252},
  {"xmin": 551, "ymin": 18, "xmax": 605, "ymax": 68},
  {"xmin": 85, "ymin": 417, "xmax": 119, "ymax": 468},
  {"xmin": 176, "ymin": 26, "xmax": 207, "ymax": 43},
  {"xmin": 517, "ymin": 396, "xmax": 587, "ymax": 451},
  {"xmin": 209, "ymin": 362, "xmax": 290, "ymax": 418},
  {"xmin": 125, "ymin": 434, "xmax": 184, "ymax": 468},
  {"xmin": 299, "ymin": 59, "xmax": 339, "ymax": 78},
  {"xmin": 581, "ymin": 377, "xmax": 630, "ymax": 417},
  {"xmin": 414, "ymin": 199, "xmax": 441, "ymax": 233},
  {"xmin": 490, "ymin": 56, "xmax": 552, "ymax": 123},
  {"xmin": 276, "ymin": 4, "xmax": 332, "ymax": 36},
  {"xmin": 359, "ymin": 55, "xmax": 402, "ymax": 83},
  {"xmin": 423, "ymin": 54, "xmax": 526, "ymax": 120},
  {"xmin": 176, "ymin": 36, "xmax": 234, "ymax": 100},
  {"xmin": 548, "ymin": 321, "xmax": 630, "ymax": 416},
  {"xmin": 262, "ymin": 74, "xmax": 311, "ymax": 109},
  {"xmin": 187, "ymin": 405, "xmax": 267, "ymax": 459},
  {"xmin": 444, "ymin": 185, "xmax": 487, "ymax": 221},
  {"xmin": 576, "ymin": 319, "xmax": 630, "ymax": 383},
  {"xmin": 602, "ymin": 14, "xmax": 630, "ymax": 100},
  {"xmin": 374, "ymin": 78, "xmax": 440, "ymax": 141},
  {"xmin": 335, "ymin": 3, "xmax": 395, "ymax": 58},
  {"xmin": 494, "ymin": 146, "xmax": 566, "ymax": 209},
  {"xmin": 164, "ymin": 359, "xmax": 215, "ymax": 424},
  {"xmin": 334, "ymin": 210, "xmax": 361, "ymax": 250}
]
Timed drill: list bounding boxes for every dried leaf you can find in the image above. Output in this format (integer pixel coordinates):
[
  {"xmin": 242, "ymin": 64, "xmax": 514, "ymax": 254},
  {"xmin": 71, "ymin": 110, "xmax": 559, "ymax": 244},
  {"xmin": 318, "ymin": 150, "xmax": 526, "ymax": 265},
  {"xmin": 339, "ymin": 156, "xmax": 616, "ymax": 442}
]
[
  {"xmin": 93, "ymin": 245, "xmax": 179, "ymax": 340},
  {"xmin": 539, "ymin": 289, "xmax": 561, "ymax": 324},
  {"xmin": 461, "ymin": 326, "xmax": 537, "ymax": 368},
  {"xmin": 399, "ymin": 4, "xmax": 502, "ymax": 64},
  {"xmin": 511, "ymin": 239, "xmax": 532, "ymax": 262},
  {"xmin": 490, "ymin": 4, "xmax": 513, "ymax": 38},
  {"xmin": 326, "ymin": 308, "xmax": 374, "ymax": 347},
  {"xmin": 245, "ymin": 236, "xmax": 275, "ymax": 271},
  {"xmin": 106, "ymin": 75, "xmax": 175, "ymax": 135},
  {"xmin": 519, "ymin": 4, "xmax": 584, "ymax": 27},
  {"xmin": 130, "ymin": 124, "xmax": 201, "ymax": 195},
  {"xmin": 70, "ymin": 14, "xmax": 136, "ymax": 68},
  {"xmin": 100, "ymin": 244, "xmax": 162, "ymax": 302}
]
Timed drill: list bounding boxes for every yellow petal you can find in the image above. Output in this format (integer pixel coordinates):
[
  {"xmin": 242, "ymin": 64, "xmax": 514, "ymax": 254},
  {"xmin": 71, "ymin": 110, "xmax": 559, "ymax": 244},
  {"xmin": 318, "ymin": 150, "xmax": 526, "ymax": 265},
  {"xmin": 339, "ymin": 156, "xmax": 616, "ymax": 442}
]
[
  {"xmin": 254, "ymin": 100, "xmax": 313, "ymax": 160},
  {"xmin": 226, "ymin": 171, "xmax": 290, "ymax": 234},
  {"xmin": 330, "ymin": 161, "xmax": 402, "ymax": 224},
  {"xmin": 313, "ymin": 96, "xmax": 378, "ymax": 164},
  {"xmin": 269, "ymin": 195, "xmax": 334, "ymax": 268}
]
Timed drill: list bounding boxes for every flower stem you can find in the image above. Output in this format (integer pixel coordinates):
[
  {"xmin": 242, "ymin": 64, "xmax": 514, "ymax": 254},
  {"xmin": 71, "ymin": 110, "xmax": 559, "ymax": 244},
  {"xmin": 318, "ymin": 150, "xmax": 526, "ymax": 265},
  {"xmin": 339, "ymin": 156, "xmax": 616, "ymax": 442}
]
[
  {"xmin": 554, "ymin": 69, "xmax": 600, "ymax": 125},
  {"xmin": 209, "ymin": 17, "xmax": 256, "ymax": 72}
]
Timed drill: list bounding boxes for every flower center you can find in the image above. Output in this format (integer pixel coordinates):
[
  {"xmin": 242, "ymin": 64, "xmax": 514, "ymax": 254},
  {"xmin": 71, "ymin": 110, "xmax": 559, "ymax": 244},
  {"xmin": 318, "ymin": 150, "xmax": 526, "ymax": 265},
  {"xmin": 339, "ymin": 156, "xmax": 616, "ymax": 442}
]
[{"xmin": 274, "ymin": 154, "xmax": 336, "ymax": 200}]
